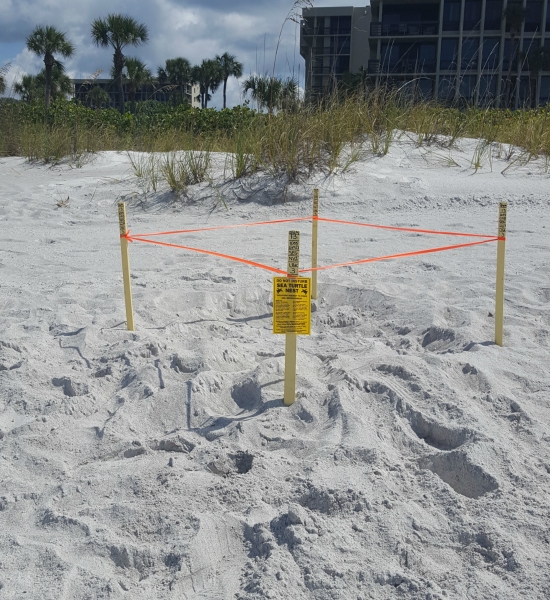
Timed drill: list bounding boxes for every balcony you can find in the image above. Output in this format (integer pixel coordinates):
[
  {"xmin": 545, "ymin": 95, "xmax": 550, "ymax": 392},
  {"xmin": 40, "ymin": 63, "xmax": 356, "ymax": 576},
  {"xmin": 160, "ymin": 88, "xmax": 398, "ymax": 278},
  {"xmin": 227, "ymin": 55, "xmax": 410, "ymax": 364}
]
[{"xmin": 370, "ymin": 21, "xmax": 439, "ymax": 37}]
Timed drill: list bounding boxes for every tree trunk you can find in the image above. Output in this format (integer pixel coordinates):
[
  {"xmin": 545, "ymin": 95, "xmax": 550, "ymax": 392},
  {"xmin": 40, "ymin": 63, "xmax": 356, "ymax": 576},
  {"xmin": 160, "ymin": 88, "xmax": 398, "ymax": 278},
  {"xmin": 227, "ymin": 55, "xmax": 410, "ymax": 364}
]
[
  {"xmin": 204, "ymin": 78, "xmax": 209, "ymax": 108},
  {"xmin": 223, "ymin": 77, "xmax": 227, "ymax": 109},
  {"xmin": 44, "ymin": 53, "xmax": 54, "ymax": 109},
  {"xmin": 114, "ymin": 49, "xmax": 125, "ymax": 114}
]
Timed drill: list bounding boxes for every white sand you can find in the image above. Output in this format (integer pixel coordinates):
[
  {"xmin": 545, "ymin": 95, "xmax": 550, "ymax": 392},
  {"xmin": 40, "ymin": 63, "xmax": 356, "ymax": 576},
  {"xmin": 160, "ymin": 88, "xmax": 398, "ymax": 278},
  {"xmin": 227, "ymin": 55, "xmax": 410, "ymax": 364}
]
[{"xmin": 0, "ymin": 140, "xmax": 549, "ymax": 599}]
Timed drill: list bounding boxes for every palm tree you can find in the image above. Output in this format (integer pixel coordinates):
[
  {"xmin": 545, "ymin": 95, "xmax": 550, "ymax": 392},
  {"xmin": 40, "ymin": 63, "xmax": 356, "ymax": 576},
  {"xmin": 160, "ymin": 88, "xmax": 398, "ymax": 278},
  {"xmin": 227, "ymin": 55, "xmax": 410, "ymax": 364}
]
[
  {"xmin": 114, "ymin": 57, "xmax": 152, "ymax": 113},
  {"xmin": 503, "ymin": 2, "xmax": 526, "ymax": 107},
  {"xmin": 0, "ymin": 63, "xmax": 10, "ymax": 95},
  {"xmin": 216, "ymin": 53, "xmax": 243, "ymax": 109},
  {"xmin": 35, "ymin": 66, "xmax": 73, "ymax": 100},
  {"xmin": 91, "ymin": 14, "xmax": 148, "ymax": 114},
  {"xmin": 14, "ymin": 74, "xmax": 39, "ymax": 102},
  {"xmin": 192, "ymin": 59, "xmax": 221, "ymax": 108},
  {"xmin": 87, "ymin": 85, "xmax": 110, "ymax": 109},
  {"xmin": 26, "ymin": 26, "xmax": 74, "ymax": 108},
  {"xmin": 158, "ymin": 57, "xmax": 192, "ymax": 105},
  {"xmin": 242, "ymin": 74, "xmax": 299, "ymax": 113},
  {"xmin": 14, "ymin": 66, "xmax": 72, "ymax": 103}
]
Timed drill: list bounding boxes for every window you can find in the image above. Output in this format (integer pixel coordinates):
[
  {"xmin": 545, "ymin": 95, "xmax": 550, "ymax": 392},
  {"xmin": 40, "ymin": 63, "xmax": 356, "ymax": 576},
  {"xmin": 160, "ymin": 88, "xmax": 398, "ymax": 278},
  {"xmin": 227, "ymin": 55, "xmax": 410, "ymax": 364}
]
[
  {"xmin": 484, "ymin": 0, "xmax": 503, "ymax": 30},
  {"xmin": 330, "ymin": 36, "xmax": 351, "ymax": 54},
  {"xmin": 418, "ymin": 77, "xmax": 435, "ymax": 99},
  {"xmin": 462, "ymin": 38, "xmax": 480, "ymax": 70},
  {"xmin": 482, "ymin": 38, "xmax": 501, "ymax": 70},
  {"xmin": 438, "ymin": 76, "xmax": 457, "ymax": 99},
  {"xmin": 333, "ymin": 55, "xmax": 350, "ymax": 74},
  {"xmin": 441, "ymin": 38, "xmax": 459, "ymax": 69},
  {"xmin": 381, "ymin": 43, "xmax": 400, "ymax": 70},
  {"xmin": 464, "ymin": 1, "xmax": 482, "ymax": 30},
  {"xmin": 382, "ymin": 3, "xmax": 439, "ymax": 24},
  {"xmin": 419, "ymin": 43, "xmax": 437, "ymax": 71},
  {"xmin": 502, "ymin": 39, "xmax": 516, "ymax": 70},
  {"xmin": 547, "ymin": 1, "xmax": 550, "ymax": 30},
  {"xmin": 522, "ymin": 37, "xmax": 543, "ymax": 71},
  {"xmin": 460, "ymin": 75, "xmax": 478, "ymax": 99},
  {"xmin": 540, "ymin": 76, "xmax": 550, "ymax": 102},
  {"xmin": 443, "ymin": 1, "xmax": 461, "ymax": 31},
  {"xmin": 330, "ymin": 16, "xmax": 351, "ymax": 35},
  {"xmin": 479, "ymin": 74, "xmax": 498, "ymax": 103},
  {"xmin": 523, "ymin": 36, "xmax": 541, "ymax": 56},
  {"xmin": 519, "ymin": 76, "xmax": 535, "ymax": 106},
  {"xmin": 525, "ymin": 1, "xmax": 543, "ymax": 32}
]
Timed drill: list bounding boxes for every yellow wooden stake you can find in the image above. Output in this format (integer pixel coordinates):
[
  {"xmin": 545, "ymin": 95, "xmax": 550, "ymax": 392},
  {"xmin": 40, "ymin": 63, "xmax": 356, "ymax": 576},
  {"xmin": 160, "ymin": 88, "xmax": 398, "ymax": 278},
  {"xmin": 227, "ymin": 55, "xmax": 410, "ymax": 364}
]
[
  {"xmin": 311, "ymin": 188, "xmax": 319, "ymax": 300},
  {"xmin": 117, "ymin": 202, "xmax": 135, "ymax": 331},
  {"xmin": 495, "ymin": 202, "xmax": 507, "ymax": 346},
  {"xmin": 284, "ymin": 230, "xmax": 300, "ymax": 406}
]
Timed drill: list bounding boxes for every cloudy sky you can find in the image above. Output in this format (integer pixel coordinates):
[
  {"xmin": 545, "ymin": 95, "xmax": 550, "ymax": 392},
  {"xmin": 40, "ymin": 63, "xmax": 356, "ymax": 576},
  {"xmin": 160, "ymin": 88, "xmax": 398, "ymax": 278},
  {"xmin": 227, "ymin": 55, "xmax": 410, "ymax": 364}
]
[{"xmin": 0, "ymin": 0, "xmax": 366, "ymax": 107}]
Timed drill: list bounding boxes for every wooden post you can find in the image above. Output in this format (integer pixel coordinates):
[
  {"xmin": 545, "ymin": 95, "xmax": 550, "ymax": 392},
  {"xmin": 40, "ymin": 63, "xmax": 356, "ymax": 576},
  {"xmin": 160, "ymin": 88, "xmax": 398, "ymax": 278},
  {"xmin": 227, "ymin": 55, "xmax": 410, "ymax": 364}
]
[
  {"xmin": 495, "ymin": 202, "xmax": 507, "ymax": 347},
  {"xmin": 284, "ymin": 230, "xmax": 300, "ymax": 406},
  {"xmin": 118, "ymin": 202, "xmax": 135, "ymax": 331},
  {"xmin": 311, "ymin": 188, "xmax": 319, "ymax": 300}
]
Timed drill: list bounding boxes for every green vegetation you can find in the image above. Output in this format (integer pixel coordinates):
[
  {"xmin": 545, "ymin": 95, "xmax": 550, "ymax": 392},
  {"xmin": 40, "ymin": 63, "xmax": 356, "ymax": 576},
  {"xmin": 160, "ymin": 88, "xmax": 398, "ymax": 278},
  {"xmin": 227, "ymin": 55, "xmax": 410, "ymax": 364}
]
[
  {"xmin": 14, "ymin": 66, "xmax": 72, "ymax": 103},
  {"xmin": 216, "ymin": 53, "xmax": 243, "ymax": 110},
  {"xmin": 25, "ymin": 25, "xmax": 75, "ymax": 109},
  {"xmin": 91, "ymin": 14, "xmax": 149, "ymax": 114},
  {"xmin": 2, "ymin": 89, "xmax": 549, "ymax": 181},
  {"xmin": 0, "ymin": 63, "xmax": 8, "ymax": 95}
]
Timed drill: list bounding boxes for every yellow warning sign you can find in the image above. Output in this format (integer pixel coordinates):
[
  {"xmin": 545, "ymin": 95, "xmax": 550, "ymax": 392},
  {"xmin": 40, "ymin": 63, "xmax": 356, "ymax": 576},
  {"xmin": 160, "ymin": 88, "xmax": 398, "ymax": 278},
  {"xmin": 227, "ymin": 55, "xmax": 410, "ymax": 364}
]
[{"xmin": 273, "ymin": 277, "xmax": 311, "ymax": 335}]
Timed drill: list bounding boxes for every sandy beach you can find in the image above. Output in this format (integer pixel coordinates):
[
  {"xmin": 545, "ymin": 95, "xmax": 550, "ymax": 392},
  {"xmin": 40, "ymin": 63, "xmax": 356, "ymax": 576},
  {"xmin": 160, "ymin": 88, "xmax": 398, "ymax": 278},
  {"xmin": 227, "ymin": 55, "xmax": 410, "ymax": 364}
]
[{"xmin": 0, "ymin": 139, "xmax": 549, "ymax": 599}]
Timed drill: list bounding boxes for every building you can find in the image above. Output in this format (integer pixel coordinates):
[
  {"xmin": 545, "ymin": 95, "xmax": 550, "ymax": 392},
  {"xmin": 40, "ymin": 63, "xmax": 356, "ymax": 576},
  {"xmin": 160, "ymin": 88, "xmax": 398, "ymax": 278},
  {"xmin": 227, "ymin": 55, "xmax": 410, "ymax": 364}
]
[
  {"xmin": 302, "ymin": 1, "xmax": 550, "ymax": 106},
  {"xmin": 72, "ymin": 78, "xmax": 201, "ymax": 109},
  {"xmin": 300, "ymin": 7, "xmax": 372, "ymax": 100}
]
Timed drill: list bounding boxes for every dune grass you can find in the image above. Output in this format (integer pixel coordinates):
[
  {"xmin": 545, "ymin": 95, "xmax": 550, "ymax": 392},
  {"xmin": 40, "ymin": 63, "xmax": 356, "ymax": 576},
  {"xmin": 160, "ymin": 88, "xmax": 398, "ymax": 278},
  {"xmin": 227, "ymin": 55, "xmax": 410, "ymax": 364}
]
[{"xmin": 1, "ymin": 89, "xmax": 550, "ymax": 186}]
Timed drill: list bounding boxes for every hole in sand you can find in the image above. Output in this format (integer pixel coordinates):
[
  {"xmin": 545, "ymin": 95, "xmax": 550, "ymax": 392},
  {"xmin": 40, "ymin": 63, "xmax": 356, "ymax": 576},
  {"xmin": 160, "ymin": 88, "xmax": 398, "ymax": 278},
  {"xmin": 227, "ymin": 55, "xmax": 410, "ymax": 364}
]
[
  {"xmin": 421, "ymin": 326, "xmax": 456, "ymax": 351},
  {"xmin": 420, "ymin": 451, "xmax": 498, "ymax": 499},
  {"xmin": 231, "ymin": 379, "xmax": 261, "ymax": 411},
  {"xmin": 407, "ymin": 409, "xmax": 471, "ymax": 450},
  {"xmin": 230, "ymin": 451, "xmax": 254, "ymax": 474}
]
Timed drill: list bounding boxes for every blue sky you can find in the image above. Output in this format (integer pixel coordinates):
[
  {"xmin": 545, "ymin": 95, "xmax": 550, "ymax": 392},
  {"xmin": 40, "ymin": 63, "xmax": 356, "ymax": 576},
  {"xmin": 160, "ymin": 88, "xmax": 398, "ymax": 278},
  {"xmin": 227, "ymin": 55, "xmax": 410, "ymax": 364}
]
[{"xmin": 0, "ymin": 0, "xmax": 367, "ymax": 107}]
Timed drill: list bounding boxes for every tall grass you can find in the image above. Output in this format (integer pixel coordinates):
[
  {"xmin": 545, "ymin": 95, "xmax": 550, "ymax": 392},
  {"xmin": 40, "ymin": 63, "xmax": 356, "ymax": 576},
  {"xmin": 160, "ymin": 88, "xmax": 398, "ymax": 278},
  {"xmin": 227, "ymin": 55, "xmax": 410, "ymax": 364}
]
[{"xmin": 1, "ymin": 89, "xmax": 550, "ymax": 182}]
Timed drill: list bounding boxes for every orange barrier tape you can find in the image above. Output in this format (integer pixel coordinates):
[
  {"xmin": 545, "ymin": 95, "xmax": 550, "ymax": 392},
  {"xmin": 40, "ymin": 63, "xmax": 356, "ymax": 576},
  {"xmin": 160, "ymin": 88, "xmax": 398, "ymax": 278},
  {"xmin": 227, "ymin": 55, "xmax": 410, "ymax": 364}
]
[
  {"xmin": 315, "ymin": 217, "xmax": 498, "ymax": 239},
  {"xmin": 125, "ymin": 234, "xmax": 288, "ymax": 275},
  {"xmin": 299, "ymin": 238, "xmax": 500, "ymax": 273},
  {"xmin": 129, "ymin": 217, "xmax": 313, "ymax": 238},
  {"xmin": 123, "ymin": 231, "xmax": 500, "ymax": 275},
  {"xmin": 128, "ymin": 215, "xmax": 498, "ymax": 240}
]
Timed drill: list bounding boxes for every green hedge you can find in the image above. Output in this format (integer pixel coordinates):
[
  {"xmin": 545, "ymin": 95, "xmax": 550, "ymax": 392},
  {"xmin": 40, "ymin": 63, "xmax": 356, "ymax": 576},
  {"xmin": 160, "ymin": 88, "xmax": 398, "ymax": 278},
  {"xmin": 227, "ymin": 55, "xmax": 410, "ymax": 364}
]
[{"xmin": 0, "ymin": 98, "xmax": 259, "ymax": 134}]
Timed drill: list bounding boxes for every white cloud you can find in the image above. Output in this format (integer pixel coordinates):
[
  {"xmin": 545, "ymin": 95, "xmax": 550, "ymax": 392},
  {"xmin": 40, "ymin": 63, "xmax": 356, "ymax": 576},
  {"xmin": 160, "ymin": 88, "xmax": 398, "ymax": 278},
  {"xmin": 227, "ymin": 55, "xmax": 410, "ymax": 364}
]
[{"xmin": 0, "ymin": 0, "xmax": 364, "ymax": 104}]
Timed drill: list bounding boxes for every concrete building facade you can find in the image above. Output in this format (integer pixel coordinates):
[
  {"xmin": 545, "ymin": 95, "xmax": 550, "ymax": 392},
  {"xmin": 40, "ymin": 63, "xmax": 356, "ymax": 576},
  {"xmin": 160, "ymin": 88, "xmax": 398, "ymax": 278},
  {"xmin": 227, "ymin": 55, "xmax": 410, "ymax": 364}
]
[
  {"xmin": 302, "ymin": 1, "xmax": 550, "ymax": 106},
  {"xmin": 300, "ymin": 6, "xmax": 371, "ymax": 100}
]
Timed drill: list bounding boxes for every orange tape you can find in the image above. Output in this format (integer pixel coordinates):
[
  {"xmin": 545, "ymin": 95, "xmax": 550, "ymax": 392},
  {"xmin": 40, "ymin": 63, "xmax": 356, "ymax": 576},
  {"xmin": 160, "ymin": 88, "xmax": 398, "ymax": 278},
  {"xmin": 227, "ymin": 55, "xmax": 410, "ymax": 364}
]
[
  {"xmin": 129, "ymin": 217, "xmax": 312, "ymax": 238},
  {"xmin": 127, "ymin": 213, "xmax": 499, "ymax": 241},
  {"xmin": 316, "ymin": 217, "xmax": 498, "ymax": 239},
  {"xmin": 126, "ymin": 235, "xmax": 287, "ymax": 275},
  {"xmin": 299, "ymin": 238, "xmax": 500, "ymax": 273},
  {"xmin": 124, "ymin": 233, "xmax": 499, "ymax": 275}
]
